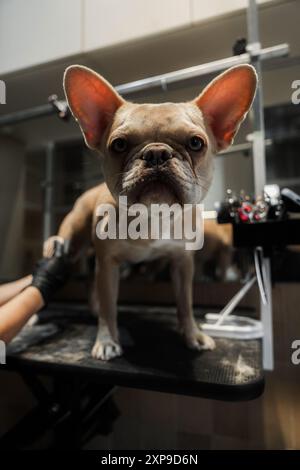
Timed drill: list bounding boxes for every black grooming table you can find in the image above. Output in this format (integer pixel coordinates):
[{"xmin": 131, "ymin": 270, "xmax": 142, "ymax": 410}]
[{"xmin": 5, "ymin": 304, "xmax": 264, "ymax": 401}]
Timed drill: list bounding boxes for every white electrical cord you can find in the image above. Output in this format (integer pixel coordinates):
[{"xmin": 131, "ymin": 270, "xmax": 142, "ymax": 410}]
[
  {"xmin": 254, "ymin": 247, "xmax": 268, "ymax": 305},
  {"xmin": 214, "ymin": 276, "xmax": 257, "ymax": 326}
]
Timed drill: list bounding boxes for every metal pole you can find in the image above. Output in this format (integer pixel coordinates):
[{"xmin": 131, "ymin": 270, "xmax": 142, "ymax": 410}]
[
  {"xmin": 0, "ymin": 103, "xmax": 55, "ymax": 127},
  {"xmin": 247, "ymin": 0, "xmax": 274, "ymax": 371},
  {"xmin": 247, "ymin": 0, "xmax": 267, "ymax": 195},
  {"xmin": 116, "ymin": 44, "xmax": 288, "ymax": 96},
  {"xmin": 260, "ymin": 257, "xmax": 274, "ymax": 370},
  {"xmin": 219, "ymin": 138, "xmax": 272, "ymax": 156},
  {"xmin": 0, "ymin": 44, "xmax": 288, "ymax": 128},
  {"xmin": 43, "ymin": 142, "xmax": 55, "ymax": 241}
]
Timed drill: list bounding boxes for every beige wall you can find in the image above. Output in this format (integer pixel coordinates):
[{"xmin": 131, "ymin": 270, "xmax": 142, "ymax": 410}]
[{"xmin": 0, "ymin": 0, "xmax": 274, "ymax": 75}]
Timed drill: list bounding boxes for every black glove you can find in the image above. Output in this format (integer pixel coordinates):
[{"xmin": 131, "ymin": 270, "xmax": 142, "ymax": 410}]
[{"xmin": 31, "ymin": 256, "xmax": 71, "ymax": 304}]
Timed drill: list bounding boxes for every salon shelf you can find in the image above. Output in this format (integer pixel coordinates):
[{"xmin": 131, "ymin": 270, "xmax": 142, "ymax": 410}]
[{"xmin": 232, "ymin": 217, "xmax": 300, "ymax": 248}]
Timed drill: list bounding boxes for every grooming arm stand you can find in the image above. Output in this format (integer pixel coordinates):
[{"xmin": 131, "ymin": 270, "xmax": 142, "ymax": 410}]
[{"xmin": 202, "ymin": 247, "xmax": 273, "ymax": 371}]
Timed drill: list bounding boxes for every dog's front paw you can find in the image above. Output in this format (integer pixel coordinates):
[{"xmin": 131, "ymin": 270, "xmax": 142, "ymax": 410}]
[
  {"xmin": 91, "ymin": 338, "xmax": 123, "ymax": 361},
  {"xmin": 183, "ymin": 326, "xmax": 216, "ymax": 352}
]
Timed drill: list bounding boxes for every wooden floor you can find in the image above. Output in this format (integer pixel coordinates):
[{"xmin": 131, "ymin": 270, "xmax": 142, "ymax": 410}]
[
  {"xmin": 84, "ymin": 364, "xmax": 299, "ymax": 450},
  {"xmin": 0, "ymin": 283, "xmax": 299, "ymax": 449}
]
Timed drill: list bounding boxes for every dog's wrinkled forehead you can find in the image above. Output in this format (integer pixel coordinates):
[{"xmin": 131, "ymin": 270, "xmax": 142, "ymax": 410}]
[{"xmin": 109, "ymin": 102, "xmax": 207, "ymax": 143}]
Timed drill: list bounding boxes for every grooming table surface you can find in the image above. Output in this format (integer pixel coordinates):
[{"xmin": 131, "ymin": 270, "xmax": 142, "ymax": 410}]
[{"xmin": 6, "ymin": 305, "xmax": 264, "ymax": 401}]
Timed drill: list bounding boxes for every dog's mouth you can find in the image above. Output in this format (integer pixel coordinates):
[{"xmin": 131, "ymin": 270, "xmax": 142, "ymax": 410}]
[{"xmin": 124, "ymin": 171, "xmax": 182, "ymax": 206}]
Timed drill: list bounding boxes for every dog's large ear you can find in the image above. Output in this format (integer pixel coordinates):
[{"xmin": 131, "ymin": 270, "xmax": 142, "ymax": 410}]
[
  {"xmin": 64, "ymin": 65, "xmax": 124, "ymax": 149},
  {"xmin": 194, "ymin": 65, "xmax": 257, "ymax": 151}
]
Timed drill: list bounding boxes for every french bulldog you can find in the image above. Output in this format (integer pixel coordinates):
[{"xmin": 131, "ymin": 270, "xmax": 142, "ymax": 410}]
[{"xmin": 44, "ymin": 64, "xmax": 257, "ymax": 360}]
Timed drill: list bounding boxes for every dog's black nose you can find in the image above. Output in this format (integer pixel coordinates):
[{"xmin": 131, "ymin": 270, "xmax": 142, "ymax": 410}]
[{"xmin": 142, "ymin": 145, "xmax": 172, "ymax": 167}]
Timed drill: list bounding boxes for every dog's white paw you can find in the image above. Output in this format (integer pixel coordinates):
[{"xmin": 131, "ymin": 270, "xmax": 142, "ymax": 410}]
[
  {"xmin": 184, "ymin": 327, "xmax": 216, "ymax": 351},
  {"xmin": 91, "ymin": 338, "xmax": 122, "ymax": 361}
]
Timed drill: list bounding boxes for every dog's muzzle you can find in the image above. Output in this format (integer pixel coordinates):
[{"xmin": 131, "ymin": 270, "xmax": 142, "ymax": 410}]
[{"xmin": 141, "ymin": 143, "xmax": 173, "ymax": 168}]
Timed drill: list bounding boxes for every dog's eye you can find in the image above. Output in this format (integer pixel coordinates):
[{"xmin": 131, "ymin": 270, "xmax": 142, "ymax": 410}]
[
  {"xmin": 187, "ymin": 136, "xmax": 205, "ymax": 152},
  {"xmin": 111, "ymin": 137, "xmax": 128, "ymax": 153}
]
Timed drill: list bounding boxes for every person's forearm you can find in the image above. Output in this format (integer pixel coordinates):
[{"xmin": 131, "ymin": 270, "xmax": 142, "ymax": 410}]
[
  {"xmin": 0, "ymin": 275, "xmax": 33, "ymax": 306},
  {"xmin": 0, "ymin": 286, "xmax": 44, "ymax": 344}
]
